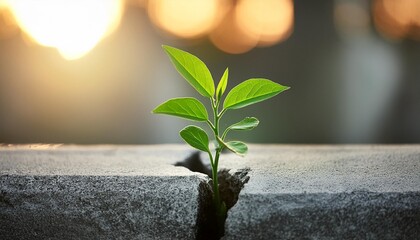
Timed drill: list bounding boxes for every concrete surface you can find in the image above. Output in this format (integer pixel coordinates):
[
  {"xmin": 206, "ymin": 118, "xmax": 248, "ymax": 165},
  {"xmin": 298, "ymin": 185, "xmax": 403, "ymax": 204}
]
[
  {"xmin": 217, "ymin": 145, "xmax": 420, "ymax": 239},
  {"xmin": 0, "ymin": 144, "xmax": 208, "ymax": 240},
  {"xmin": 1, "ymin": 144, "xmax": 420, "ymax": 239}
]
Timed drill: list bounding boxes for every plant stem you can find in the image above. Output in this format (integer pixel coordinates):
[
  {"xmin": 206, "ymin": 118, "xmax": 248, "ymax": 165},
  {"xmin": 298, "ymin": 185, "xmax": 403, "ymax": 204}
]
[
  {"xmin": 211, "ymin": 98, "xmax": 222, "ymax": 212},
  {"xmin": 212, "ymin": 150, "xmax": 221, "ymax": 208}
]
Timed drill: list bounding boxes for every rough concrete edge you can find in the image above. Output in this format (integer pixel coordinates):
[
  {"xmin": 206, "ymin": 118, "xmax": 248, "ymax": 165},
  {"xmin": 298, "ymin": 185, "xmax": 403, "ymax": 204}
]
[
  {"xmin": 0, "ymin": 145, "xmax": 206, "ymax": 240},
  {"xmin": 223, "ymin": 190, "xmax": 420, "ymax": 239},
  {"xmin": 0, "ymin": 174, "xmax": 205, "ymax": 240}
]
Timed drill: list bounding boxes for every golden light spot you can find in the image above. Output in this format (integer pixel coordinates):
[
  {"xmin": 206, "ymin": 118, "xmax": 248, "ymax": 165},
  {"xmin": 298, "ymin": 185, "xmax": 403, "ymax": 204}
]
[
  {"xmin": 7, "ymin": 0, "xmax": 123, "ymax": 60},
  {"xmin": 235, "ymin": 0, "xmax": 294, "ymax": 46},
  {"xmin": 148, "ymin": 0, "xmax": 225, "ymax": 39},
  {"xmin": 373, "ymin": 0, "xmax": 420, "ymax": 40},
  {"xmin": 209, "ymin": 9, "xmax": 258, "ymax": 54}
]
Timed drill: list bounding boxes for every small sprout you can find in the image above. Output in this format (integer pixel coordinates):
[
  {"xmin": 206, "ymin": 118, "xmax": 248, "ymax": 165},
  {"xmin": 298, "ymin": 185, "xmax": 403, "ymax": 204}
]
[{"xmin": 153, "ymin": 45, "xmax": 290, "ymax": 233}]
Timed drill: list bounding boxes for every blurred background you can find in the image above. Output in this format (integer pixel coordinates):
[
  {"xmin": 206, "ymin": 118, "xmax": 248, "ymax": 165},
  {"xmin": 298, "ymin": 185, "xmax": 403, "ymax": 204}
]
[{"xmin": 0, "ymin": 0, "xmax": 419, "ymax": 144}]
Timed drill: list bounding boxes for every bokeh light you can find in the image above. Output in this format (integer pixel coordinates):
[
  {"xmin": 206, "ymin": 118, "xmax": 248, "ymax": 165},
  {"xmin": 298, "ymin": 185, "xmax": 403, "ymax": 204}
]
[
  {"xmin": 3, "ymin": 0, "xmax": 296, "ymax": 57},
  {"xmin": 373, "ymin": 0, "xmax": 420, "ymax": 40},
  {"xmin": 7, "ymin": 0, "xmax": 123, "ymax": 60},
  {"xmin": 147, "ymin": 0, "xmax": 226, "ymax": 39},
  {"xmin": 209, "ymin": 10, "xmax": 259, "ymax": 54},
  {"xmin": 235, "ymin": 0, "xmax": 294, "ymax": 47},
  {"xmin": 334, "ymin": 1, "xmax": 370, "ymax": 37}
]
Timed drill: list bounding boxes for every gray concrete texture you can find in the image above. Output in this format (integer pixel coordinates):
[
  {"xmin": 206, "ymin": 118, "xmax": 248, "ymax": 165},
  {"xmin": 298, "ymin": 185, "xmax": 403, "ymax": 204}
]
[
  {"xmin": 1, "ymin": 144, "xmax": 420, "ymax": 239},
  {"xmin": 0, "ymin": 144, "xmax": 207, "ymax": 240},
  {"xmin": 216, "ymin": 145, "xmax": 420, "ymax": 239}
]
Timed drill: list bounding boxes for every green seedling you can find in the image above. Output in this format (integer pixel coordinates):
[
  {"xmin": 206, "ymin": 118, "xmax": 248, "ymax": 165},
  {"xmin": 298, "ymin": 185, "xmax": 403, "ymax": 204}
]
[{"xmin": 153, "ymin": 45, "xmax": 289, "ymax": 232}]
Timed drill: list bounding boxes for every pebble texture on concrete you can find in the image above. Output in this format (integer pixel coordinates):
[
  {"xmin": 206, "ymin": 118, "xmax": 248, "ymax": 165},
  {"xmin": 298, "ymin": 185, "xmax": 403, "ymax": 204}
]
[
  {"xmin": 218, "ymin": 145, "xmax": 420, "ymax": 239},
  {"xmin": 0, "ymin": 145, "xmax": 207, "ymax": 240}
]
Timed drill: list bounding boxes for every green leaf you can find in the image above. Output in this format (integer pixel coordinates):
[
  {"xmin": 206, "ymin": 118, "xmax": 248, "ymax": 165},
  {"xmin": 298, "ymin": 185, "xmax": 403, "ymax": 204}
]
[
  {"xmin": 223, "ymin": 78, "xmax": 289, "ymax": 110},
  {"xmin": 222, "ymin": 117, "xmax": 259, "ymax": 140},
  {"xmin": 152, "ymin": 97, "xmax": 208, "ymax": 121},
  {"xmin": 180, "ymin": 125, "xmax": 210, "ymax": 152},
  {"xmin": 216, "ymin": 68, "xmax": 229, "ymax": 101},
  {"xmin": 228, "ymin": 117, "xmax": 259, "ymax": 131},
  {"xmin": 217, "ymin": 137, "xmax": 248, "ymax": 156},
  {"xmin": 162, "ymin": 45, "xmax": 215, "ymax": 98},
  {"xmin": 225, "ymin": 141, "xmax": 248, "ymax": 156}
]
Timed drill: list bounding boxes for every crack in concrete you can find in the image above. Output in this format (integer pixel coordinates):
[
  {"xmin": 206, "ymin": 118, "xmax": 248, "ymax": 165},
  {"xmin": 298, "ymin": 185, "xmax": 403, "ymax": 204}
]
[
  {"xmin": 175, "ymin": 152, "xmax": 250, "ymax": 239},
  {"xmin": 217, "ymin": 168, "xmax": 250, "ymax": 211},
  {"xmin": 175, "ymin": 152, "xmax": 211, "ymax": 178}
]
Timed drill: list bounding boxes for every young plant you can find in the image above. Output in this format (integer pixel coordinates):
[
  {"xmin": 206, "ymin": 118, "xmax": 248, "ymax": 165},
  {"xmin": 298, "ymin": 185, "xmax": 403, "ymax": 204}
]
[{"xmin": 153, "ymin": 45, "xmax": 289, "ymax": 228}]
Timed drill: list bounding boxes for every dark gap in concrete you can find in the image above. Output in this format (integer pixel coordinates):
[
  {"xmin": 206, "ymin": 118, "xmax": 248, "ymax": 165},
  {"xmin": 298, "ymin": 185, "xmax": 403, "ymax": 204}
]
[
  {"xmin": 217, "ymin": 168, "xmax": 250, "ymax": 211},
  {"xmin": 175, "ymin": 152, "xmax": 250, "ymax": 240},
  {"xmin": 175, "ymin": 152, "xmax": 212, "ymax": 178},
  {"xmin": 196, "ymin": 178, "xmax": 218, "ymax": 240}
]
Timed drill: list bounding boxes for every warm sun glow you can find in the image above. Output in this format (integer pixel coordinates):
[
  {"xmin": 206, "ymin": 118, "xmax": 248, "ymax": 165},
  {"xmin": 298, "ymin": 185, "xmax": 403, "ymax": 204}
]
[
  {"xmin": 148, "ymin": 0, "xmax": 224, "ymax": 39},
  {"xmin": 235, "ymin": 0, "xmax": 294, "ymax": 46},
  {"xmin": 7, "ymin": 0, "xmax": 123, "ymax": 60},
  {"xmin": 0, "ymin": 1, "xmax": 18, "ymax": 39}
]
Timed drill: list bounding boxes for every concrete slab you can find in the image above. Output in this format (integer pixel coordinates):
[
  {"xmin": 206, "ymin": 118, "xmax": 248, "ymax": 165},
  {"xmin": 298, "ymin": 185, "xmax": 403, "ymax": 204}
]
[
  {"xmin": 0, "ymin": 144, "xmax": 207, "ymax": 240},
  {"xmin": 2, "ymin": 144, "xmax": 419, "ymax": 239},
  {"xmin": 219, "ymin": 145, "xmax": 420, "ymax": 239}
]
